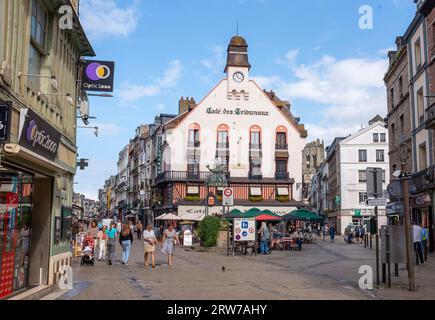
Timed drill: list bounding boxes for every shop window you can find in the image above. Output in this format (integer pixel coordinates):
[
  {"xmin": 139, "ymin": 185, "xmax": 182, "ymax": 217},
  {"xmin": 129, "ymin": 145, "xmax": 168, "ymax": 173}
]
[{"xmin": 0, "ymin": 171, "xmax": 33, "ymax": 298}]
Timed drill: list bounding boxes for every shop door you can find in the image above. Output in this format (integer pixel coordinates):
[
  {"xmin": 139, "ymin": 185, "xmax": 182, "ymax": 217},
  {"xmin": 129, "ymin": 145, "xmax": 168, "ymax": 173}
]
[{"xmin": 0, "ymin": 172, "xmax": 33, "ymax": 299}]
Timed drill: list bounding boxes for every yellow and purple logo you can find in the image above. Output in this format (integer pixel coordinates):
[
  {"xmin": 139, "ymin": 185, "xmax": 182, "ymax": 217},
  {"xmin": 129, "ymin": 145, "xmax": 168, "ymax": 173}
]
[
  {"xmin": 26, "ymin": 120, "xmax": 38, "ymax": 142},
  {"xmin": 85, "ymin": 62, "xmax": 111, "ymax": 81}
]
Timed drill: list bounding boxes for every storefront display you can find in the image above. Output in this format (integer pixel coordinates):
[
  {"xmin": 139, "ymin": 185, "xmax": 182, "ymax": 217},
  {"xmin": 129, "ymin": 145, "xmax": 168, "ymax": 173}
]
[{"xmin": 0, "ymin": 170, "xmax": 33, "ymax": 298}]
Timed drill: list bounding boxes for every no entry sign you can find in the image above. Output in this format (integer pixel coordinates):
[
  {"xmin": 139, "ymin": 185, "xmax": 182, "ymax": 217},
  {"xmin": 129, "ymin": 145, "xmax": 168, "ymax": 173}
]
[{"xmin": 223, "ymin": 187, "xmax": 234, "ymax": 206}]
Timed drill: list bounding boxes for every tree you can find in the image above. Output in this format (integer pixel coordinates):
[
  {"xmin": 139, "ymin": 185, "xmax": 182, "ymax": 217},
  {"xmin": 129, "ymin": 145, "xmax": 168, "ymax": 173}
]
[{"xmin": 198, "ymin": 216, "xmax": 221, "ymax": 247}]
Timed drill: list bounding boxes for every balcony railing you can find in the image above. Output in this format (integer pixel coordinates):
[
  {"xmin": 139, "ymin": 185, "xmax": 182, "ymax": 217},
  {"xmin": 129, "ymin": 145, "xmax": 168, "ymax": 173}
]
[
  {"xmin": 409, "ymin": 165, "xmax": 435, "ymax": 192},
  {"xmin": 156, "ymin": 171, "xmax": 230, "ymax": 184},
  {"xmin": 275, "ymin": 143, "xmax": 288, "ymax": 150},
  {"xmin": 275, "ymin": 172, "xmax": 289, "ymax": 180},
  {"xmin": 216, "ymin": 142, "xmax": 229, "ymax": 149},
  {"xmin": 188, "ymin": 141, "xmax": 201, "ymax": 148},
  {"xmin": 425, "ymin": 101, "xmax": 435, "ymax": 130},
  {"xmin": 249, "ymin": 172, "xmax": 263, "ymax": 180},
  {"xmin": 249, "ymin": 143, "xmax": 262, "ymax": 150}
]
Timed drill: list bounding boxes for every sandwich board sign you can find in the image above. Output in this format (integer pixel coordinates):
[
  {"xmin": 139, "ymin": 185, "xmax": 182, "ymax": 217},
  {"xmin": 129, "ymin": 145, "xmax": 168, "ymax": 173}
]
[
  {"xmin": 223, "ymin": 187, "xmax": 234, "ymax": 206},
  {"xmin": 234, "ymin": 218, "xmax": 255, "ymax": 242}
]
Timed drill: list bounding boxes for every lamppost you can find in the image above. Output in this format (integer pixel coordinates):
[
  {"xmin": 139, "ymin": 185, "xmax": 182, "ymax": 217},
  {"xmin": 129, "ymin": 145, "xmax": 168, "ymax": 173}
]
[{"xmin": 399, "ymin": 138, "xmax": 415, "ymax": 291}]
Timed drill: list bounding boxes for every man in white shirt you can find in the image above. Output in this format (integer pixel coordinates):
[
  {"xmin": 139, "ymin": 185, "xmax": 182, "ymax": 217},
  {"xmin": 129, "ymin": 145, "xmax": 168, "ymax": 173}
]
[{"xmin": 412, "ymin": 221, "xmax": 424, "ymax": 265}]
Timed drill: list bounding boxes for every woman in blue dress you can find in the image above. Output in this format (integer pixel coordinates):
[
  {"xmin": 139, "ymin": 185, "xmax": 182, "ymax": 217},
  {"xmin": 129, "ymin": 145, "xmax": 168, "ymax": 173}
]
[{"xmin": 161, "ymin": 224, "xmax": 180, "ymax": 266}]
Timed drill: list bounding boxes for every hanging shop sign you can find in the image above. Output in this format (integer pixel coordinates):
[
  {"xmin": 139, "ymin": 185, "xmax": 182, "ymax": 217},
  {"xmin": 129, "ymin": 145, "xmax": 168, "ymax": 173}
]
[
  {"xmin": 0, "ymin": 101, "xmax": 12, "ymax": 143},
  {"xmin": 81, "ymin": 60, "xmax": 115, "ymax": 92},
  {"xmin": 18, "ymin": 108, "xmax": 61, "ymax": 162},
  {"xmin": 410, "ymin": 192, "xmax": 431, "ymax": 207}
]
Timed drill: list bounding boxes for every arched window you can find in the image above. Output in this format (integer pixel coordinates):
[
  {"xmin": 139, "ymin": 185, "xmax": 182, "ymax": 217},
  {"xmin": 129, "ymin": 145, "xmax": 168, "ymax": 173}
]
[
  {"xmin": 188, "ymin": 123, "xmax": 201, "ymax": 148},
  {"xmin": 217, "ymin": 124, "xmax": 229, "ymax": 148},
  {"xmin": 276, "ymin": 126, "xmax": 288, "ymax": 150},
  {"xmin": 249, "ymin": 125, "xmax": 262, "ymax": 149}
]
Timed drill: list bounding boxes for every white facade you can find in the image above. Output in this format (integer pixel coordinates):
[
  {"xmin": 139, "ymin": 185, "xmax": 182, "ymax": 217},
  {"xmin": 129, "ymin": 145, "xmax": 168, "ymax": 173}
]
[
  {"xmin": 338, "ymin": 121, "xmax": 390, "ymax": 234},
  {"xmin": 163, "ymin": 78, "xmax": 307, "ymax": 200}
]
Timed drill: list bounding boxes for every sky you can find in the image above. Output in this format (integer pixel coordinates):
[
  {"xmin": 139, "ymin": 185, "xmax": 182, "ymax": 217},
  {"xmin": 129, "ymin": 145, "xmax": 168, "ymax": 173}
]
[{"xmin": 75, "ymin": 0, "xmax": 417, "ymax": 200}]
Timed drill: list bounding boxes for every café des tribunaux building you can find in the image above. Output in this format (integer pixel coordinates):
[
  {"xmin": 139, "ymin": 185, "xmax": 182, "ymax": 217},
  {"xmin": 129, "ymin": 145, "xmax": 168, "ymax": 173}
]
[
  {"xmin": 154, "ymin": 36, "xmax": 308, "ymax": 219},
  {"xmin": 0, "ymin": 0, "xmax": 94, "ymax": 298}
]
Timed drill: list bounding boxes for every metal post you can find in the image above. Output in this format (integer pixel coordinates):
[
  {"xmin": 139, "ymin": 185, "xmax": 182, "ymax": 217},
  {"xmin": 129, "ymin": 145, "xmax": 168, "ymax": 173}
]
[
  {"xmin": 375, "ymin": 206, "xmax": 380, "ymax": 286},
  {"xmin": 382, "ymin": 263, "xmax": 386, "ymax": 284},
  {"xmin": 370, "ymin": 234, "xmax": 372, "ymax": 249},
  {"xmin": 395, "ymin": 263, "xmax": 399, "ymax": 277},
  {"xmin": 386, "ymin": 226, "xmax": 391, "ymax": 288},
  {"xmin": 401, "ymin": 162, "xmax": 415, "ymax": 291}
]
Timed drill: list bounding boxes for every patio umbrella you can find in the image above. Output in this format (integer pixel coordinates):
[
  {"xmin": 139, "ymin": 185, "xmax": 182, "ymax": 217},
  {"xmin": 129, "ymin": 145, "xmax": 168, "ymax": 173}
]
[
  {"xmin": 285, "ymin": 208, "xmax": 324, "ymax": 222},
  {"xmin": 159, "ymin": 213, "xmax": 182, "ymax": 220},
  {"xmin": 256, "ymin": 209, "xmax": 282, "ymax": 221},
  {"xmin": 154, "ymin": 213, "xmax": 167, "ymax": 220}
]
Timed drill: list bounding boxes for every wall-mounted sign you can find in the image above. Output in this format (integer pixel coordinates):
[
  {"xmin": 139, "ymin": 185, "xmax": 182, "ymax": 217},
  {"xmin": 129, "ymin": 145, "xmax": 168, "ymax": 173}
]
[
  {"xmin": 223, "ymin": 187, "xmax": 234, "ymax": 206},
  {"xmin": 18, "ymin": 108, "xmax": 61, "ymax": 162},
  {"xmin": 0, "ymin": 101, "xmax": 11, "ymax": 143},
  {"xmin": 410, "ymin": 193, "xmax": 431, "ymax": 207},
  {"xmin": 206, "ymin": 107, "xmax": 269, "ymax": 116},
  {"xmin": 81, "ymin": 60, "xmax": 115, "ymax": 92}
]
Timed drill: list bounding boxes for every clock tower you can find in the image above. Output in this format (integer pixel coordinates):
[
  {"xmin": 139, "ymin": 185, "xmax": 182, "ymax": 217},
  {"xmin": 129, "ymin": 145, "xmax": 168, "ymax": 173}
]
[{"xmin": 225, "ymin": 36, "xmax": 251, "ymax": 100}]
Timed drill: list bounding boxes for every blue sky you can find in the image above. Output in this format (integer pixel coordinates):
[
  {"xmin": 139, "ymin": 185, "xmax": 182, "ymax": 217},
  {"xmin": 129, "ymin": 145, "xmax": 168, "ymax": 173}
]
[{"xmin": 75, "ymin": 0, "xmax": 416, "ymax": 199}]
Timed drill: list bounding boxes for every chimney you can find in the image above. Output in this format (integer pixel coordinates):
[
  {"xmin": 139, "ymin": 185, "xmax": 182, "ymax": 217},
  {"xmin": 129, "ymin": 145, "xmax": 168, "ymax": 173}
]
[
  {"xmin": 179, "ymin": 97, "xmax": 189, "ymax": 114},
  {"xmin": 188, "ymin": 97, "xmax": 196, "ymax": 111}
]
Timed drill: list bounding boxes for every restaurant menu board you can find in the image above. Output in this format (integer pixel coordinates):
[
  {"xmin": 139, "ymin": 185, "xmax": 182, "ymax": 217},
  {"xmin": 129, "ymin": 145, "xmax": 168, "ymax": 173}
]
[{"xmin": 233, "ymin": 218, "xmax": 256, "ymax": 242}]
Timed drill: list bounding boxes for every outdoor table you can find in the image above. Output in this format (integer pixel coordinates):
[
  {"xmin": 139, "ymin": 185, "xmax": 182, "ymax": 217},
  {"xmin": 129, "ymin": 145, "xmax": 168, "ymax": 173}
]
[{"xmin": 281, "ymin": 237, "xmax": 293, "ymax": 250}]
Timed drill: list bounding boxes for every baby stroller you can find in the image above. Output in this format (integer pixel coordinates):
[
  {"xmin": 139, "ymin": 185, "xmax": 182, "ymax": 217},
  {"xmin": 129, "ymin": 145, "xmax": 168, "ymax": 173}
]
[{"xmin": 81, "ymin": 235, "xmax": 95, "ymax": 266}]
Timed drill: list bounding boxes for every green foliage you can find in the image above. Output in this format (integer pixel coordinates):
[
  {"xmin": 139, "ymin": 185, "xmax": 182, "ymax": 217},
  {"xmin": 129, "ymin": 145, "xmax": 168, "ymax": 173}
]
[
  {"xmin": 276, "ymin": 195, "xmax": 290, "ymax": 202},
  {"xmin": 249, "ymin": 195, "xmax": 263, "ymax": 202},
  {"xmin": 198, "ymin": 216, "xmax": 221, "ymax": 247},
  {"xmin": 185, "ymin": 194, "xmax": 201, "ymax": 201}
]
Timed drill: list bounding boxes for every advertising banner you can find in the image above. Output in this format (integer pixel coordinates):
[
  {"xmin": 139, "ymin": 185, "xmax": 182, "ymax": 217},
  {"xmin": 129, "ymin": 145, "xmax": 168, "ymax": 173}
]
[{"xmin": 82, "ymin": 60, "xmax": 115, "ymax": 92}]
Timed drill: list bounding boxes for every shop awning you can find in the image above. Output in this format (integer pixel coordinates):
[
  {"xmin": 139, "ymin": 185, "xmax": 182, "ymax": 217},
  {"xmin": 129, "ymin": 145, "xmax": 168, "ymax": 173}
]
[
  {"xmin": 179, "ymin": 211, "xmax": 205, "ymax": 221},
  {"xmin": 155, "ymin": 213, "xmax": 167, "ymax": 220}
]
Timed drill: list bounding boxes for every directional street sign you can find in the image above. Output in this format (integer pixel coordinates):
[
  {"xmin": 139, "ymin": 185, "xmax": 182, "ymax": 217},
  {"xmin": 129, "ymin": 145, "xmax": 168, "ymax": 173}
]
[{"xmin": 367, "ymin": 198, "xmax": 387, "ymax": 207}]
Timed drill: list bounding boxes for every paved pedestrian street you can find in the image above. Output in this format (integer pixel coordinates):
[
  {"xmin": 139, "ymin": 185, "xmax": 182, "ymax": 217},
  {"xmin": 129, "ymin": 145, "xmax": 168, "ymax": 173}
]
[{"xmin": 41, "ymin": 238, "xmax": 435, "ymax": 300}]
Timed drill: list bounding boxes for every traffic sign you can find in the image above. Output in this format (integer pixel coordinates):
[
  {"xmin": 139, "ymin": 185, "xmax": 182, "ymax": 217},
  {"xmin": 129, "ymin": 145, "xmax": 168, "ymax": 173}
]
[
  {"xmin": 223, "ymin": 187, "xmax": 234, "ymax": 206},
  {"xmin": 234, "ymin": 218, "xmax": 255, "ymax": 241},
  {"xmin": 367, "ymin": 167, "xmax": 383, "ymax": 198},
  {"xmin": 367, "ymin": 198, "xmax": 387, "ymax": 206}
]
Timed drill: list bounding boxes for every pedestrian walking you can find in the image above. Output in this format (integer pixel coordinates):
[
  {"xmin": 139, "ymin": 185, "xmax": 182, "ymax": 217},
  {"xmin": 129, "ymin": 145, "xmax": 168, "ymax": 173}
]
[
  {"xmin": 106, "ymin": 222, "xmax": 117, "ymax": 265},
  {"xmin": 143, "ymin": 223, "xmax": 157, "ymax": 268},
  {"xmin": 137, "ymin": 221, "xmax": 143, "ymax": 239},
  {"xmin": 421, "ymin": 223, "xmax": 429, "ymax": 262},
  {"xmin": 119, "ymin": 223, "xmax": 133, "ymax": 265},
  {"xmin": 116, "ymin": 221, "xmax": 122, "ymax": 233},
  {"xmin": 329, "ymin": 225, "xmax": 335, "ymax": 243},
  {"xmin": 322, "ymin": 224, "xmax": 329, "ymax": 242},
  {"xmin": 412, "ymin": 221, "xmax": 424, "ymax": 265},
  {"xmin": 161, "ymin": 224, "xmax": 180, "ymax": 266},
  {"xmin": 98, "ymin": 225, "xmax": 108, "ymax": 261},
  {"xmin": 88, "ymin": 221, "xmax": 99, "ymax": 249},
  {"xmin": 258, "ymin": 222, "xmax": 270, "ymax": 254}
]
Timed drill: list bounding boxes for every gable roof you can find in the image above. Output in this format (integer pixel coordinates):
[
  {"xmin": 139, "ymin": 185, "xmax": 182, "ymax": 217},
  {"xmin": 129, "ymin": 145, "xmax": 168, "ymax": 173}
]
[{"xmin": 339, "ymin": 121, "xmax": 386, "ymax": 145}]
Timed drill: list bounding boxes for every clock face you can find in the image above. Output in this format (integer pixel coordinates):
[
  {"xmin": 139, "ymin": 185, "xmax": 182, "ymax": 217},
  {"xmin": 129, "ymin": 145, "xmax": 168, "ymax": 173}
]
[{"xmin": 233, "ymin": 72, "xmax": 244, "ymax": 83}]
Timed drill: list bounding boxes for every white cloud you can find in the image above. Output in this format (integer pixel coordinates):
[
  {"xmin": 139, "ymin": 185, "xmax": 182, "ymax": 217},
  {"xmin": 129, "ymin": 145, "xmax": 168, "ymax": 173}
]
[
  {"xmin": 255, "ymin": 54, "xmax": 388, "ymax": 144},
  {"xmin": 155, "ymin": 103, "xmax": 165, "ymax": 111},
  {"xmin": 80, "ymin": 0, "xmax": 140, "ymax": 39},
  {"xmin": 118, "ymin": 60, "xmax": 183, "ymax": 102},
  {"xmin": 201, "ymin": 46, "xmax": 225, "ymax": 73},
  {"xmin": 276, "ymin": 49, "xmax": 299, "ymax": 67}
]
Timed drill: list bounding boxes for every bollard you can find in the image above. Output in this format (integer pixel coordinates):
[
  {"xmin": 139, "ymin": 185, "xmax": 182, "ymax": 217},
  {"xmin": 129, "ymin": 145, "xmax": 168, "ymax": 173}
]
[
  {"xmin": 382, "ymin": 263, "xmax": 386, "ymax": 284},
  {"xmin": 395, "ymin": 263, "xmax": 399, "ymax": 277},
  {"xmin": 370, "ymin": 235, "xmax": 372, "ymax": 249}
]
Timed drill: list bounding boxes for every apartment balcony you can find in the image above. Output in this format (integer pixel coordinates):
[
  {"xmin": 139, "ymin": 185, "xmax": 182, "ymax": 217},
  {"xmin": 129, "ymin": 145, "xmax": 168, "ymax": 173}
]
[
  {"xmin": 275, "ymin": 172, "xmax": 289, "ymax": 180},
  {"xmin": 409, "ymin": 165, "xmax": 435, "ymax": 192},
  {"xmin": 249, "ymin": 143, "xmax": 262, "ymax": 158},
  {"xmin": 275, "ymin": 143, "xmax": 288, "ymax": 150},
  {"xmin": 217, "ymin": 142, "xmax": 229, "ymax": 149},
  {"xmin": 188, "ymin": 141, "xmax": 201, "ymax": 148},
  {"xmin": 425, "ymin": 101, "xmax": 435, "ymax": 130},
  {"xmin": 156, "ymin": 171, "xmax": 230, "ymax": 184},
  {"xmin": 249, "ymin": 172, "xmax": 263, "ymax": 180}
]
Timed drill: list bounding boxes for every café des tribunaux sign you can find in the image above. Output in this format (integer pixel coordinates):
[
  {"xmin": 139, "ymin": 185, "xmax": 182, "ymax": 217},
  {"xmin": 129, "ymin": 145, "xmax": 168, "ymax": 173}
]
[
  {"xmin": 18, "ymin": 108, "xmax": 61, "ymax": 162},
  {"xmin": 81, "ymin": 60, "xmax": 115, "ymax": 92}
]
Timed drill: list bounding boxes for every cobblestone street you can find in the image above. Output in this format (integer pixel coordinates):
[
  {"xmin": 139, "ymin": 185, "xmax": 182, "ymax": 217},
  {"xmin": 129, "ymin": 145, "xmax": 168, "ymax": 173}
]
[{"xmin": 41, "ymin": 237, "xmax": 435, "ymax": 300}]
